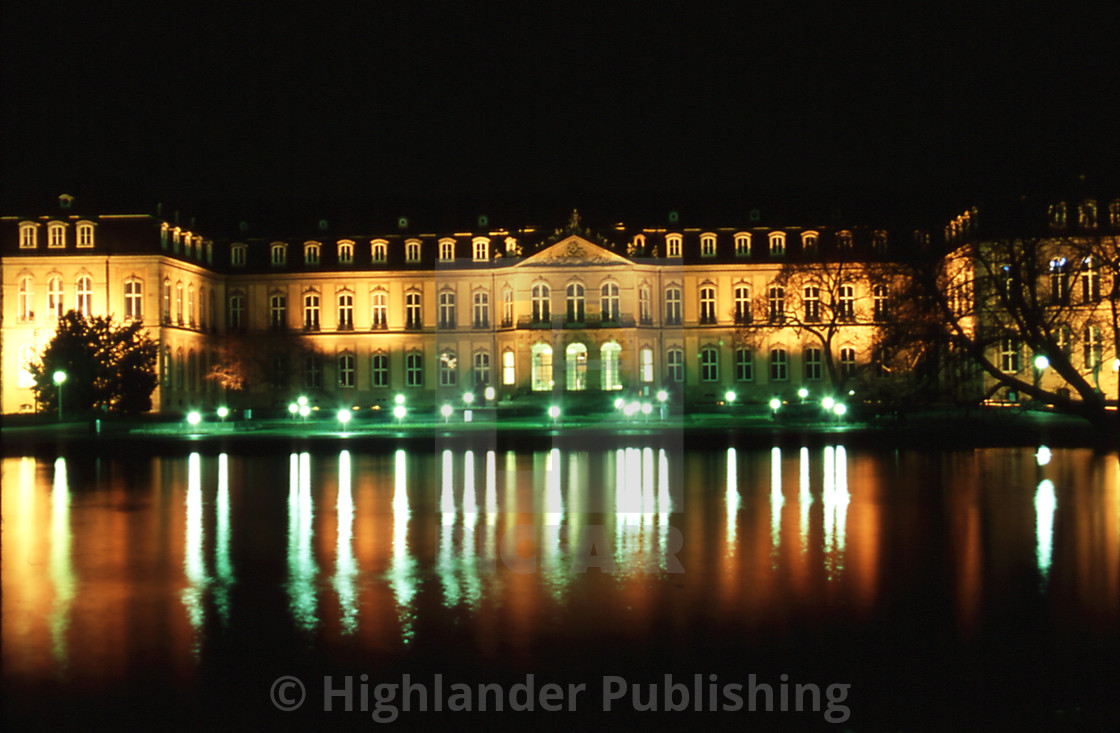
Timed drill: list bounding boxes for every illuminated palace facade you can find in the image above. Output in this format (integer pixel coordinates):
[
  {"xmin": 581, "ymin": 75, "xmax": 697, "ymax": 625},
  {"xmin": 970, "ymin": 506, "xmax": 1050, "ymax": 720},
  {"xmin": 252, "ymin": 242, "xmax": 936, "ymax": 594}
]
[{"xmin": 2, "ymin": 198, "xmax": 904, "ymax": 414}]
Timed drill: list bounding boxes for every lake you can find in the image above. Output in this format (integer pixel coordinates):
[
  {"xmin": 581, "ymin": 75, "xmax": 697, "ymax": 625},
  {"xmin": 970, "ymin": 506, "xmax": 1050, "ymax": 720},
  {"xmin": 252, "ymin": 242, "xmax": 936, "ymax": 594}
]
[{"xmin": 3, "ymin": 441, "xmax": 1118, "ymax": 731}]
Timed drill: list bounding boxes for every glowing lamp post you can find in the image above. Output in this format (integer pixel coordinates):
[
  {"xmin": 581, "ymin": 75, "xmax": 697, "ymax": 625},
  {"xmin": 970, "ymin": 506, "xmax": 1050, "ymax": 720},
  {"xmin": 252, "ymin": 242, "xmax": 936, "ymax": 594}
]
[
  {"xmin": 725, "ymin": 390, "xmax": 736, "ymax": 406},
  {"xmin": 798, "ymin": 387, "xmax": 809, "ymax": 402},
  {"xmin": 769, "ymin": 397, "xmax": 781, "ymax": 418},
  {"xmin": 441, "ymin": 403, "xmax": 453, "ymax": 424},
  {"xmin": 217, "ymin": 406, "xmax": 229, "ymax": 422},
  {"xmin": 822, "ymin": 396, "xmax": 835, "ymax": 412},
  {"xmin": 288, "ymin": 403, "xmax": 299, "ymax": 419},
  {"xmin": 833, "ymin": 402, "xmax": 847, "ymax": 420},
  {"xmin": 395, "ymin": 394, "xmax": 406, "ymax": 406},
  {"xmin": 52, "ymin": 370, "xmax": 67, "ymax": 421},
  {"xmin": 187, "ymin": 411, "xmax": 201, "ymax": 430},
  {"xmin": 337, "ymin": 409, "xmax": 352, "ymax": 430},
  {"xmin": 298, "ymin": 404, "xmax": 310, "ymax": 421},
  {"xmin": 548, "ymin": 405, "xmax": 561, "ymax": 426},
  {"xmin": 614, "ymin": 397, "xmax": 625, "ymax": 412},
  {"xmin": 657, "ymin": 389, "xmax": 668, "ymax": 420},
  {"xmin": 463, "ymin": 392, "xmax": 475, "ymax": 406},
  {"xmin": 484, "ymin": 386, "xmax": 495, "ymax": 402},
  {"xmin": 393, "ymin": 404, "xmax": 406, "ymax": 425},
  {"xmin": 641, "ymin": 402, "xmax": 652, "ymax": 422},
  {"xmin": 1034, "ymin": 354, "xmax": 1049, "ymax": 391}
]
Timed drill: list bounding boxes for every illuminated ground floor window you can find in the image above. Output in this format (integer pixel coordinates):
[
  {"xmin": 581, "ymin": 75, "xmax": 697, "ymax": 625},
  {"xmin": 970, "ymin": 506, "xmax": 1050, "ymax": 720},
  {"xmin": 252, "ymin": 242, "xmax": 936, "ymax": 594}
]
[
  {"xmin": 601, "ymin": 342, "xmax": 622, "ymax": 390},
  {"xmin": 531, "ymin": 344, "xmax": 552, "ymax": 391}
]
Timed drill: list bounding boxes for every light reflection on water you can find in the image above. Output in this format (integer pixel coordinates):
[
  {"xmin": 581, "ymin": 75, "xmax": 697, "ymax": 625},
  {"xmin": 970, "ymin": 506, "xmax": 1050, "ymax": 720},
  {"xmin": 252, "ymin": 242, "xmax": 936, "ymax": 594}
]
[{"xmin": 4, "ymin": 444, "xmax": 1120, "ymax": 689}]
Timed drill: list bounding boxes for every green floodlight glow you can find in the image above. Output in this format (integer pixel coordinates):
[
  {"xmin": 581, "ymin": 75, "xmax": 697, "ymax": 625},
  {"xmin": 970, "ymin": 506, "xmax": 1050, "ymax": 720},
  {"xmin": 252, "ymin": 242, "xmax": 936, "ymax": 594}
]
[
  {"xmin": 657, "ymin": 390, "xmax": 668, "ymax": 403},
  {"xmin": 393, "ymin": 404, "xmax": 406, "ymax": 421},
  {"xmin": 769, "ymin": 398, "xmax": 781, "ymax": 411},
  {"xmin": 187, "ymin": 411, "xmax": 202, "ymax": 427},
  {"xmin": 548, "ymin": 405, "xmax": 561, "ymax": 419},
  {"xmin": 1036, "ymin": 445, "xmax": 1052, "ymax": 466},
  {"xmin": 440, "ymin": 404, "xmax": 453, "ymax": 423},
  {"xmin": 337, "ymin": 409, "xmax": 352, "ymax": 425},
  {"xmin": 614, "ymin": 397, "xmax": 625, "ymax": 410},
  {"xmin": 298, "ymin": 395, "xmax": 309, "ymax": 407},
  {"xmin": 288, "ymin": 403, "xmax": 299, "ymax": 415},
  {"xmin": 53, "ymin": 370, "xmax": 68, "ymax": 385},
  {"xmin": 641, "ymin": 403, "xmax": 652, "ymax": 415},
  {"xmin": 833, "ymin": 403, "xmax": 847, "ymax": 417},
  {"xmin": 484, "ymin": 386, "xmax": 495, "ymax": 401},
  {"xmin": 798, "ymin": 387, "xmax": 809, "ymax": 399},
  {"xmin": 848, "ymin": 389, "xmax": 855, "ymax": 396},
  {"xmin": 299, "ymin": 405, "xmax": 311, "ymax": 418},
  {"xmin": 822, "ymin": 396, "xmax": 835, "ymax": 410},
  {"xmin": 725, "ymin": 390, "xmax": 736, "ymax": 404},
  {"xmin": 1034, "ymin": 355, "xmax": 1050, "ymax": 370},
  {"xmin": 463, "ymin": 392, "xmax": 475, "ymax": 405},
  {"xmin": 217, "ymin": 406, "xmax": 229, "ymax": 419},
  {"xmin": 395, "ymin": 394, "xmax": 405, "ymax": 405}
]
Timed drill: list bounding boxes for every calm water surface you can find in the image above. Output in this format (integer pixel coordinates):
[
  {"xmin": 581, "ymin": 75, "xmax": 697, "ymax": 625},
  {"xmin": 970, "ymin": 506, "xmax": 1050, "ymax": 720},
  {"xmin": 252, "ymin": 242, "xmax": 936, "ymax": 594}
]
[{"xmin": 3, "ymin": 443, "xmax": 1119, "ymax": 731}]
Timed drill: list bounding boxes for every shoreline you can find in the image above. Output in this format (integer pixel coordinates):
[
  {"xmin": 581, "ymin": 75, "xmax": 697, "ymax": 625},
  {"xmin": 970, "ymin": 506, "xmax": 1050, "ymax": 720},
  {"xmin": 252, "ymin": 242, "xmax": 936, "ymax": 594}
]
[{"xmin": 1, "ymin": 408, "xmax": 1106, "ymax": 456}]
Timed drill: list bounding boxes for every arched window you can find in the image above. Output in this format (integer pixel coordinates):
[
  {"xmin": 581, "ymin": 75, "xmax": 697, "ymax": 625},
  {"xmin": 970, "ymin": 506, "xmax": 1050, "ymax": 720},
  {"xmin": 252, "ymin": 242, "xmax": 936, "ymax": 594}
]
[
  {"xmin": 734, "ymin": 232, "xmax": 751, "ymax": 257},
  {"xmin": 187, "ymin": 283, "xmax": 195, "ymax": 327},
  {"xmin": 371, "ymin": 290, "xmax": 388, "ymax": 329},
  {"xmin": 1084, "ymin": 327, "xmax": 1103, "ymax": 369},
  {"xmin": 77, "ymin": 221, "xmax": 95, "ymax": 248},
  {"xmin": 268, "ymin": 292, "xmax": 285, "ymax": 331},
  {"xmin": 639, "ymin": 284, "xmax": 652, "ymax": 324},
  {"xmin": 666, "ymin": 234, "xmax": 682, "ymax": 258},
  {"xmin": 473, "ymin": 237, "xmax": 490, "ymax": 261},
  {"xmin": 76, "ymin": 275, "xmax": 93, "ymax": 316},
  {"xmin": 473, "ymin": 291, "xmax": 489, "ymax": 328},
  {"xmin": 48, "ymin": 221, "xmax": 67, "ymax": 248},
  {"xmin": 19, "ymin": 222, "xmax": 38, "ymax": 249},
  {"xmin": 304, "ymin": 355, "xmax": 322, "ymax": 389},
  {"xmin": 338, "ymin": 291, "xmax": 354, "ymax": 330},
  {"xmin": 438, "ymin": 290, "xmax": 456, "ymax": 329},
  {"xmin": 735, "ymin": 349, "xmax": 753, "ymax": 381},
  {"xmin": 873, "ymin": 284, "xmax": 889, "ymax": 321},
  {"xmin": 405, "ymin": 290, "xmax": 422, "ymax": 329},
  {"xmin": 231, "ymin": 243, "xmax": 247, "ymax": 267},
  {"xmin": 371, "ymin": 239, "xmax": 388, "ymax": 263},
  {"xmin": 699, "ymin": 285, "xmax": 717, "ymax": 324},
  {"xmin": 47, "ymin": 276, "xmax": 63, "ymax": 319},
  {"xmin": 600, "ymin": 282, "xmax": 620, "ymax": 322},
  {"xmin": 18, "ymin": 276, "xmax": 34, "ymax": 321},
  {"xmin": 405, "ymin": 239, "xmax": 421, "ymax": 262},
  {"xmin": 566, "ymin": 343, "xmax": 588, "ymax": 391},
  {"xmin": 338, "ymin": 240, "xmax": 354, "ymax": 264},
  {"xmin": 304, "ymin": 241, "xmax": 321, "ymax": 265},
  {"xmin": 198, "ymin": 285, "xmax": 207, "ymax": 329},
  {"xmin": 801, "ymin": 231, "xmax": 819, "ymax": 256},
  {"xmin": 700, "ymin": 347, "xmax": 719, "ymax": 381},
  {"xmin": 175, "ymin": 348, "xmax": 184, "ymax": 390},
  {"xmin": 175, "ymin": 281, "xmax": 184, "ymax": 325},
  {"xmin": 161, "ymin": 346, "xmax": 172, "ymax": 389},
  {"xmin": 230, "ymin": 292, "xmax": 246, "ymax": 331},
  {"xmin": 303, "ymin": 291, "xmax": 321, "ymax": 331},
  {"xmin": 837, "ymin": 230, "xmax": 853, "ymax": 250},
  {"xmin": 838, "ymin": 283, "xmax": 855, "ymax": 319},
  {"xmin": 531, "ymin": 343, "xmax": 553, "ymax": 391},
  {"xmin": 804, "ymin": 286, "xmax": 820, "ymax": 322},
  {"xmin": 1081, "ymin": 258, "xmax": 1101, "ymax": 302},
  {"xmin": 532, "ymin": 283, "xmax": 550, "ymax": 323},
  {"xmin": 566, "ymin": 282, "xmax": 585, "ymax": 323},
  {"xmin": 270, "ymin": 242, "xmax": 287, "ymax": 266},
  {"xmin": 700, "ymin": 233, "xmax": 717, "ymax": 257},
  {"xmin": 439, "ymin": 238, "xmax": 455, "ymax": 262},
  {"xmin": 502, "ymin": 286, "xmax": 514, "ymax": 327},
  {"xmin": 768, "ymin": 231, "xmax": 786, "ymax": 256},
  {"xmin": 601, "ymin": 342, "xmax": 622, "ymax": 390},
  {"xmin": 502, "ymin": 349, "xmax": 516, "ymax": 385},
  {"xmin": 162, "ymin": 278, "xmax": 171, "ymax": 323},
  {"xmin": 840, "ymin": 347, "xmax": 857, "ymax": 379}
]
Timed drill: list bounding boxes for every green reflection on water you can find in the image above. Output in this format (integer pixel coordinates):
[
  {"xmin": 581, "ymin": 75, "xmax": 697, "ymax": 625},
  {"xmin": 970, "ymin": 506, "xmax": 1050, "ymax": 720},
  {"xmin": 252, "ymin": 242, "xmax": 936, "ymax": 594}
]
[
  {"xmin": 214, "ymin": 453, "xmax": 233, "ymax": 627},
  {"xmin": 771, "ymin": 447, "xmax": 784, "ymax": 559},
  {"xmin": 388, "ymin": 449, "xmax": 416, "ymax": 643},
  {"xmin": 1035, "ymin": 478, "xmax": 1056, "ymax": 584},
  {"xmin": 182, "ymin": 453, "xmax": 207, "ymax": 653},
  {"xmin": 335, "ymin": 450, "xmax": 358, "ymax": 635},
  {"xmin": 287, "ymin": 453, "xmax": 318, "ymax": 631}
]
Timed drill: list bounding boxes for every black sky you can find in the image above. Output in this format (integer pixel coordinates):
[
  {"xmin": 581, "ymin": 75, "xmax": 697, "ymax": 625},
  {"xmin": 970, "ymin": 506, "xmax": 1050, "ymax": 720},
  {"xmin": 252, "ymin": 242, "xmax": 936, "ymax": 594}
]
[{"xmin": 4, "ymin": 1, "xmax": 1118, "ymax": 223}]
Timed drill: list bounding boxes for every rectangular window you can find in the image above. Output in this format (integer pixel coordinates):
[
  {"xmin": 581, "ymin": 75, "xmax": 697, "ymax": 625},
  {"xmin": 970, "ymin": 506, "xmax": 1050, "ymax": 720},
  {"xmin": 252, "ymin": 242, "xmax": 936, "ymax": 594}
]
[
  {"xmin": 840, "ymin": 348, "xmax": 857, "ymax": 379},
  {"xmin": 699, "ymin": 287, "xmax": 717, "ymax": 324},
  {"xmin": 371, "ymin": 353, "xmax": 388, "ymax": 387},
  {"xmin": 438, "ymin": 291, "xmax": 456, "ymax": 329},
  {"xmin": 735, "ymin": 349, "xmax": 753, "ymax": 381},
  {"xmin": 639, "ymin": 348, "xmax": 654, "ymax": 382},
  {"xmin": 406, "ymin": 292, "xmax": 422, "ymax": 329},
  {"xmin": 338, "ymin": 293, "xmax": 354, "ymax": 330},
  {"xmin": 667, "ymin": 349, "xmax": 684, "ymax": 382},
  {"xmin": 439, "ymin": 352, "xmax": 457, "ymax": 387},
  {"xmin": 48, "ymin": 225, "xmax": 65, "ymax": 248},
  {"xmin": 1000, "ymin": 339, "xmax": 1020, "ymax": 373},
  {"xmin": 77, "ymin": 224, "xmax": 94, "ymax": 247},
  {"xmin": 231, "ymin": 245, "xmax": 246, "ymax": 267},
  {"xmin": 502, "ymin": 350, "xmax": 515, "ymax": 385},
  {"xmin": 804, "ymin": 348, "xmax": 823, "ymax": 380},
  {"xmin": 474, "ymin": 352, "xmax": 491, "ymax": 386},
  {"xmin": 338, "ymin": 354, "xmax": 356, "ymax": 388},
  {"xmin": 665, "ymin": 288, "xmax": 682, "ymax": 326},
  {"xmin": 304, "ymin": 355, "xmax": 322, "ymax": 389},
  {"xmin": 20, "ymin": 225, "xmax": 37, "ymax": 248},
  {"xmin": 473, "ymin": 292, "xmax": 489, "ymax": 328},
  {"xmin": 502, "ymin": 289, "xmax": 514, "ymax": 327},
  {"xmin": 230, "ymin": 294, "xmax": 245, "ymax": 330},
  {"xmin": 371, "ymin": 292, "xmax": 388, "ymax": 329},
  {"xmin": 406, "ymin": 353, "xmax": 423, "ymax": 387},
  {"xmin": 804, "ymin": 287, "xmax": 820, "ymax": 322},
  {"xmin": 269, "ymin": 294, "xmax": 286, "ymax": 331},
  {"xmin": 406, "ymin": 241, "xmax": 421, "ymax": 262},
  {"xmin": 124, "ymin": 280, "xmax": 142, "ymax": 321},
  {"xmin": 769, "ymin": 348, "xmax": 788, "ymax": 381},
  {"xmin": 700, "ymin": 348, "xmax": 719, "ymax": 381},
  {"xmin": 304, "ymin": 294, "xmax": 320, "ymax": 331}
]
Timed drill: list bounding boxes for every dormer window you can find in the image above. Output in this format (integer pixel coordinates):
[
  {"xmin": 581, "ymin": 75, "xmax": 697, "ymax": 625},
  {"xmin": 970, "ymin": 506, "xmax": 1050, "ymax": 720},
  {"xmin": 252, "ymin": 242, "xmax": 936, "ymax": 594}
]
[
  {"xmin": 406, "ymin": 239, "xmax": 421, "ymax": 263},
  {"xmin": 700, "ymin": 233, "xmax": 717, "ymax": 257},
  {"xmin": 231, "ymin": 243, "xmax": 247, "ymax": 267},
  {"xmin": 1079, "ymin": 199, "xmax": 1098, "ymax": 229},
  {"xmin": 76, "ymin": 221, "xmax": 95, "ymax": 248},
  {"xmin": 1049, "ymin": 202, "xmax": 1068, "ymax": 228},
  {"xmin": 270, "ymin": 242, "xmax": 287, "ymax": 266},
  {"xmin": 48, "ymin": 222, "xmax": 66, "ymax": 248},
  {"xmin": 160, "ymin": 223, "xmax": 169, "ymax": 249},
  {"xmin": 837, "ymin": 230, "xmax": 853, "ymax": 250},
  {"xmin": 734, "ymin": 232, "xmax": 751, "ymax": 257},
  {"xmin": 439, "ymin": 238, "xmax": 455, "ymax": 262},
  {"xmin": 666, "ymin": 234, "xmax": 682, "ymax": 258},
  {"xmin": 872, "ymin": 230, "xmax": 888, "ymax": 255},
  {"xmin": 801, "ymin": 231, "xmax": 819, "ymax": 256},
  {"xmin": 338, "ymin": 240, "xmax": 354, "ymax": 264},
  {"xmin": 172, "ymin": 228, "xmax": 181, "ymax": 253},
  {"xmin": 473, "ymin": 237, "xmax": 490, "ymax": 261},
  {"xmin": 1109, "ymin": 200, "xmax": 1120, "ymax": 228},
  {"xmin": 304, "ymin": 241, "xmax": 321, "ymax": 265},
  {"xmin": 19, "ymin": 222, "xmax": 37, "ymax": 249},
  {"xmin": 768, "ymin": 231, "xmax": 786, "ymax": 257},
  {"xmin": 371, "ymin": 239, "xmax": 388, "ymax": 263}
]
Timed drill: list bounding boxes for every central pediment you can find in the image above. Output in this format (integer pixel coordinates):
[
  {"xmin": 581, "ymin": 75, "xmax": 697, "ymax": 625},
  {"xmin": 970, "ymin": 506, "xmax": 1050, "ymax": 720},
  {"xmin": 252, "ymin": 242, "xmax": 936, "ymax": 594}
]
[{"xmin": 516, "ymin": 235, "xmax": 630, "ymax": 267}]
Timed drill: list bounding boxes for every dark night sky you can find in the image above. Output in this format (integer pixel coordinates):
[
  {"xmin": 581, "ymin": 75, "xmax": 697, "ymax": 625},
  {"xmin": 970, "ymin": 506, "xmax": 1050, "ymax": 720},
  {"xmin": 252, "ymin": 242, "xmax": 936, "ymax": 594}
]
[{"xmin": 3, "ymin": 1, "xmax": 1118, "ymax": 225}]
